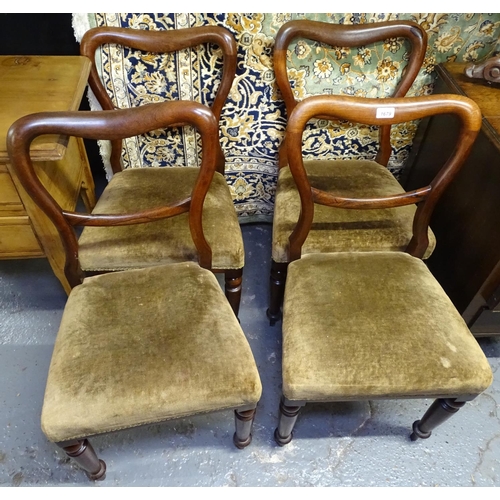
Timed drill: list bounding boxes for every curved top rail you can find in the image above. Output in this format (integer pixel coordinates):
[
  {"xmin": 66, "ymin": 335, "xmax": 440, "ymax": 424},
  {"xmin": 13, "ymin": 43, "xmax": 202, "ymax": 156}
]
[
  {"xmin": 7, "ymin": 101, "xmax": 220, "ymax": 285},
  {"xmin": 285, "ymin": 93, "xmax": 482, "ymax": 261},
  {"xmin": 274, "ymin": 19, "xmax": 428, "ymax": 167}
]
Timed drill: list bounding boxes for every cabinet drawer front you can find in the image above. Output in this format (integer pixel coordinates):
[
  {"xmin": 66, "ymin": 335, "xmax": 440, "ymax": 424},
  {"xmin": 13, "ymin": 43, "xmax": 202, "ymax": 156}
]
[
  {"xmin": 0, "ymin": 171, "xmax": 24, "ymax": 211},
  {"xmin": 0, "ymin": 220, "xmax": 43, "ymax": 257}
]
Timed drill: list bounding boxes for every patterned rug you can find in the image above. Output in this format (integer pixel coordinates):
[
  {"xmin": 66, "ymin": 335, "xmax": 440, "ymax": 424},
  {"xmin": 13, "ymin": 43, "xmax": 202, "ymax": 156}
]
[{"xmin": 73, "ymin": 13, "xmax": 500, "ymax": 222}]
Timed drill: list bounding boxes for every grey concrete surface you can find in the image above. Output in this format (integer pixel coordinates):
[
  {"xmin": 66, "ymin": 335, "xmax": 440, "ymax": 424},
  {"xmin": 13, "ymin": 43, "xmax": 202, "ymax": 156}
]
[{"xmin": 1, "ymin": 223, "xmax": 499, "ymax": 487}]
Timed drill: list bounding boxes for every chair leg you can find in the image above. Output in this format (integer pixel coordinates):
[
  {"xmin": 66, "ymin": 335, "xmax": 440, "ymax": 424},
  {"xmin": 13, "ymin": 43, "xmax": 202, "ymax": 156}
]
[
  {"xmin": 274, "ymin": 397, "xmax": 303, "ymax": 446},
  {"xmin": 58, "ymin": 439, "xmax": 106, "ymax": 480},
  {"xmin": 233, "ymin": 407, "xmax": 257, "ymax": 449},
  {"xmin": 225, "ymin": 269, "xmax": 243, "ymax": 318},
  {"xmin": 267, "ymin": 260, "xmax": 288, "ymax": 326},
  {"xmin": 410, "ymin": 398, "xmax": 466, "ymax": 441}
]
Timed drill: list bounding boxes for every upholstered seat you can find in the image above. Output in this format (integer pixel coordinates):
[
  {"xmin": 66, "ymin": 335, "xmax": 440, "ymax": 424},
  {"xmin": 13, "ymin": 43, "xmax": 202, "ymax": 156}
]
[
  {"xmin": 282, "ymin": 252, "xmax": 492, "ymax": 403},
  {"xmin": 79, "ymin": 168, "xmax": 244, "ymax": 271},
  {"xmin": 272, "ymin": 161, "xmax": 436, "ymax": 264},
  {"xmin": 42, "ymin": 262, "xmax": 261, "ymax": 443}
]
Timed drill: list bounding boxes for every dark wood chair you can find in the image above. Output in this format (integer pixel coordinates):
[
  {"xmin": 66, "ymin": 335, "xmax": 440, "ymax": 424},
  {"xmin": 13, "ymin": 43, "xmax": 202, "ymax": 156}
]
[
  {"xmin": 7, "ymin": 101, "xmax": 262, "ymax": 480},
  {"xmin": 273, "ymin": 93, "xmax": 493, "ymax": 446},
  {"xmin": 80, "ymin": 26, "xmax": 245, "ymax": 316},
  {"xmin": 268, "ymin": 20, "xmax": 429, "ymax": 324}
]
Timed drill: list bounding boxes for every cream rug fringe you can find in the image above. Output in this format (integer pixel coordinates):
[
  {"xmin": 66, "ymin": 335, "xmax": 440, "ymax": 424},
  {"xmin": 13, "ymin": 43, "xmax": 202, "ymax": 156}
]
[{"xmin": 71, "ymin": 13, "xmax": 113, "ymax": 180}]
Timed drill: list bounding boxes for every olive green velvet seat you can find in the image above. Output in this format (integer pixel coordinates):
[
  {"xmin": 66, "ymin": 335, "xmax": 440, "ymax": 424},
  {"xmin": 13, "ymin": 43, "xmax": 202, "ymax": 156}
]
[
  {"xmin": 41, "ymin": 262, "xmax": 262, "ymax": 444},
  {"xmin": 272, "ymin": 160, "xmax": 436, "ymax": 264},
  {"xmin": 282, "ymin": 252, "xmax": 492, "ymax": 404},
  {"xmin": 78, "ymin": 167, "xmax": 244, "ymax": 272}
]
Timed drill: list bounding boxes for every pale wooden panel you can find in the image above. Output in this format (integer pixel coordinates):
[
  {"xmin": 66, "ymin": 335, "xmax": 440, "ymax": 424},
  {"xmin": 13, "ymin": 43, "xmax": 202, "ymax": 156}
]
[
  {"xmin": 0, "ymin": 55, "xmax": 94, "ymax": 294},
  {"xmin": 0, "ymin": 216, "xmax": 31, "ymax": 225},
  {"xmin": 0, "ymin": 221, "xmax": 43, "ymax": 256},
  {"xmin": 489, "ymin": 118, "xmax": 500, "ymax": 134},
  {"xmin": 0, "ymin": 171, "xmax": 24, "ymax": 208},
  {"xmin": 0, "ymin": 55, "xmax": 91, "ymax": 162},
  {"xmin": 32, "ymin": 136, "xmax": 86, "ymax": 211}
]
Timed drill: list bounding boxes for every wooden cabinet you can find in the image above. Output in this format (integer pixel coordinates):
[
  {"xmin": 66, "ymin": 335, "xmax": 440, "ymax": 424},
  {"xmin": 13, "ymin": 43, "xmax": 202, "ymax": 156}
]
[
  {"xmin": 404, "ymin": 62, "xmax": 500, "ymax": 336},
  {"xmin": 0, "ymin": 55, "xmax": 95, "ymax": 293}
]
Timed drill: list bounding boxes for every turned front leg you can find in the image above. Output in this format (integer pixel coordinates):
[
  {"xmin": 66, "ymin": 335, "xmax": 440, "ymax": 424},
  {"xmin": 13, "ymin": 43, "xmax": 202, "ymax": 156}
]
[
  {"xmin": 59, "ymin": 439, "xmax": 106, "ymax": 480},
  {"xmin": 225, "ymin": 269, "xmax": 243, "ymax": 318},
  {"xmin": 274, "ymin": 397, "xmax": 303, "ymax": 446},
  {"xmin": 233, "ymin": 407, "xmax": 257, "ymax": 449},
  {"xmin": 267, "ymin": 260, "xmax": 288, "ymax": 326},
  {"xmin": 410, "ymin": 398, "xmax": 466, "ymax": 441}
]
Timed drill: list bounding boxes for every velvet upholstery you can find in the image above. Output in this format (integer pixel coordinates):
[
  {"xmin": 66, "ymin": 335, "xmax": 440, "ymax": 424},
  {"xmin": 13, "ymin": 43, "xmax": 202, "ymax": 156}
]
[
  {"xmin": 41, "ymin": 262, "xmax": 262, "ymax": 443},
  {"xmin": 272, "ymin": 161, "xmax": 436, "ymax": 263},
  {"xmin": 282, "ymin": 252, "xmax": 492, "ymax": 403},
  {"xmin": 78, "ymin": 167, "xmax": 244, "ymax": 271}
]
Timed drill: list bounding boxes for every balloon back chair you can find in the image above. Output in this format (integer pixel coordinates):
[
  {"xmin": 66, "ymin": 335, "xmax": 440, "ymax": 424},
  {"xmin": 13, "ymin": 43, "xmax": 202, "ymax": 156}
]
[
  {"xmin": 269, "ymin": 20, "xmax": 429, "ymax": 324},
  {"xmin": 273, "ymin": 93, "xmax": 493, "ymax": 446},
  {"xmin": 7, "ymin": 101, "xmax": 262, "ymax": 480},
  {"xmin": 80, "ymin": 26, "xmax": 245, "ymax": 316}
]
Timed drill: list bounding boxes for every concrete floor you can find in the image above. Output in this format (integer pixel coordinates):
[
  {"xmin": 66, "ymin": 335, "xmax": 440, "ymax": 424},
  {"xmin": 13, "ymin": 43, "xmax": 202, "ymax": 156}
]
[{"xmin": 1, "ymin": 223, "xmax": 499, "ymax": 487}]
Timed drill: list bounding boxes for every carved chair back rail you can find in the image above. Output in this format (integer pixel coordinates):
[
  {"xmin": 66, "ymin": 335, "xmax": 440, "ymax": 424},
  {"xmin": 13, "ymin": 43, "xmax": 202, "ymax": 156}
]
[
  {"xmin": 285, "ymin": 94, "xmax": 482, "ymax": 260},
  {"xmin": 7, "ymin": 101, "xmax": 219, "ymax": 286},
  {"xmin": 274, "ymin": 20, "xmax": 428, "ymax": 167},
  {"xmin": 80, "ymin": 26, "xmax": 237, "ymax": 174}
]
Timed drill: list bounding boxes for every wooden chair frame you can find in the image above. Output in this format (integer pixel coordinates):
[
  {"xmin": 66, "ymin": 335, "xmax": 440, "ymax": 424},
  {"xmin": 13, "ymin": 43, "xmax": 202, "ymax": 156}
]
[
  {"xmin": 285, "ymin": 94, "xmax": 482, "ymax": 262},
  {"xmin": 274, "ymin": 93, "xmax": 484, "ymax": 445},
  {"xmin": 7, "ymin": 101, "xmax": 221, "ymax": 287},
  {"xmin": 268, "ymin": 19, "xmax": 428, "ymax": 324},
  {"xmin": 80, "ymin": 26, "xmax": 244, "ymax": 315}
]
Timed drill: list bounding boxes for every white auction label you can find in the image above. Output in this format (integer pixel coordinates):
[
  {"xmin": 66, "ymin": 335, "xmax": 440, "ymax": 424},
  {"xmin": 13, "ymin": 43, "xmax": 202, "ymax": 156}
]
[{"xmin": 376, "ymin": 107, "xmax": 395, "ymax": 118}]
